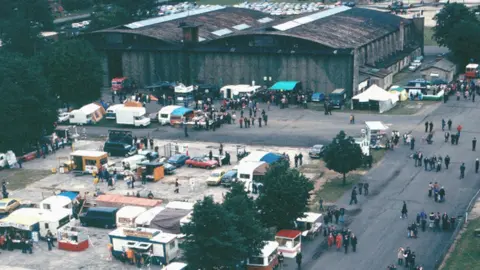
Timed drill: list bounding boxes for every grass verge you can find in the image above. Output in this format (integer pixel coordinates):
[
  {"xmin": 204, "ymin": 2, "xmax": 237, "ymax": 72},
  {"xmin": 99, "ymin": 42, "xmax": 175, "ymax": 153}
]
[
  {"xmin": 0, "ymin": 169, "xmax": 51, "ymax": 190},
  {"xmin": 442, "ymin": 218, "xmax": 480, "ymax": 269},
  {"xmin": 315, "ymin": 174, "xmax": 361, "ymax": 203}
]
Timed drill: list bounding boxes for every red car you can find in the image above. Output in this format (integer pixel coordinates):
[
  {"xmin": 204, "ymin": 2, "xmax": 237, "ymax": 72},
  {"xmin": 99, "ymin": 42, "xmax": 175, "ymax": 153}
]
[{"xmin": 185, "ymin": 157, "xmax": 218, "ymax": 169}]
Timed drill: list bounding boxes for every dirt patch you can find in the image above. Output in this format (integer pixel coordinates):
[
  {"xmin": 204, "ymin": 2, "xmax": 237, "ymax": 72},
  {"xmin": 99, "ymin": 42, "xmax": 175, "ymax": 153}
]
[{"xmin": 0, "ymin": 169, "xmax": 51, "ymax": 191}]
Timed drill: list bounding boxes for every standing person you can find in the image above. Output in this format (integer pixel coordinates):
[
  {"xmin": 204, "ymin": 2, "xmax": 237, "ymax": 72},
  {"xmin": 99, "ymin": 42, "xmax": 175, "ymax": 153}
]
[
  {"xmin": 1, "ymin": 181, "xmax": 8, "ymax": 199},
  {"xmin": 460, "ymin": 163, "xmax": 466, "ymax": 179},
  {"xmin": 298, "ymin": 153, "xmax": 303, "ymax": 166},
  {"xmin": 328, "ymin": 233, "xmax": 334, "ymax": 249},
  {"xmin": 424, "ymin": 121, "xmax": 429, "ymax": 133},
  {"xmin": 263, "ymin": 114, "xmax": 268, "ymax": 126},
  {"xmin": 174, "ymin": 179, "xmax": 180, "ymax": 193},
  {"xmin": 401, "ymin": 201, "xmax": 408, "ymax": 219},
  {"xmin": 184, "ymin": 125, "xmax": 188, "ymax": 137},
  {"xmin": 343, "ymin": 234, "xmax": 350, "ymax": 254},
  {"xmin": 445, "ymin": 155, "xmax": 450, "ymax": 169},
  {"xmin": 397, "ymin": 247, "xmax": 405, "ymax": 266},
  {"xmin": 46, "ymin": 230, "xmax": 55, "ymax": 251},
  {"xmin": 473, "ymin": 137, "xmax": 477, "ymax": 151},
  {"xmin": 364, "ymin": 182, "xmax": 369, "ymax": 195},
  {"xmin": 445, "ymin": 131, "xmax": 450, "ymax": 142},
  {"xmin": 447, "ymin": 119, "xmax": 452, "ymax": 130},
  {"xmin": 429, "ymin": 122, "xmax": 433, "ymax": 133},
  {"xmin": 441, "ymin": 119, "xmax": 446, "ymax": 131},
  {"xmin": 111, "ymin": 92, "xmax": 116, "ymax": 103},
  {"xmin": 476, "ymin": 158, "xmax": 480, "ymax": 173},
  {"xmin": 350, "ymin": 233, "xmax": 357, "ymax": 252},
  {"xmin": 278, "ymin": 252, "xmax": 284, "ymax": 268},
  {"xmin": 410, "ymin": 137, "xmax": 415, "ymax": 150},
  {"xmin": 149, "ymin": 138, "xmax": 154, "ymax": 150},
  {"xmin": 295, "ymin": 252, "xmax": 302, "ymax": 269},
  {"xmin": 457, "ymin": 124, "xmax": 463, "ymax": 136},
  {"xmin": 219, "ymin": 143, "xmax": 223, "ymax": 155},
  {"xmin": 258, "ymin": 117, "xmax": 262, "ymax": 127}
]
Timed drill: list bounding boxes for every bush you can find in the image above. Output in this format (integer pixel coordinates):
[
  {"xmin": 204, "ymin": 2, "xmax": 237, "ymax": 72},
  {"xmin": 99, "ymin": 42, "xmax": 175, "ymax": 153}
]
[{"xmin": 62, "ymin": 0, "xmax": 94, "ymax": 11}]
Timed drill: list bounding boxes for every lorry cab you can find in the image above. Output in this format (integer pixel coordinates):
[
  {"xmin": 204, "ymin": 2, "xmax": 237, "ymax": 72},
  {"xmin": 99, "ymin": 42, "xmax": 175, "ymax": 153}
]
[
  {"xmin": 111, "ymin": 77, "xmax": 136, "ymax": 94},
  {"xmin": 105, "ymin": 104, "xmax": 125, "ymax": 120},
  {"xmin": 466, "ymin": 63, "xmax": 479, "ymax": 79},
  {"xmin": 328, "ymin": 88, "xmax": 347, "ymax": 109},
  {"xmin": 158, "ymin": 105, "xmax": 181, "ymax": 125},
  {"xmin": 80, "ymin": 207, "xmax": 119, "ymax": 228}
]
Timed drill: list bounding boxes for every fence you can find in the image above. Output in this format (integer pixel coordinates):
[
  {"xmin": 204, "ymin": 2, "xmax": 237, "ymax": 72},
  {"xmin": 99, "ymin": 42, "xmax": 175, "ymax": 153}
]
[{"xmin": 434, "ymin": 188, "xmax": 480, "ymax": 269}]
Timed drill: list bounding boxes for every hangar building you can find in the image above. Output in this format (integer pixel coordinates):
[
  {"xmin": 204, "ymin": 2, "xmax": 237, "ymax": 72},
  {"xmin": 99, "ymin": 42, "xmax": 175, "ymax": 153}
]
[{"xmin": 86, "ymin": 6, "xmax": 424, "ymax": 97}]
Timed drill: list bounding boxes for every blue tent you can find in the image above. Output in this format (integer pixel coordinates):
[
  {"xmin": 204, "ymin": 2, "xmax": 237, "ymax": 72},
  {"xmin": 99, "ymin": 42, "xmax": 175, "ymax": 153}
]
[
  {"xmin": 58, "ymin": 191, "xmax": 79, "ymax": 201},
  {"xmin": 171, "ymin": 107, "xmax": 193, "ymax": 116},
  {"xmin": 269, "ymin": 81, "xmax": 300, "ymax": 91},
  {"xmin": 260, "ymin": 153, "xmax": 282, "ymax": 164}
]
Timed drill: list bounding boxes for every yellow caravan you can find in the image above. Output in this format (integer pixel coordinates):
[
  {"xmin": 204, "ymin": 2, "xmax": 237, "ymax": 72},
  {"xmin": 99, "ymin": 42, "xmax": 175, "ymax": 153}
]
[{"xmin": 70, "ymin": 150, "xmax": 108, "ymax": 174}]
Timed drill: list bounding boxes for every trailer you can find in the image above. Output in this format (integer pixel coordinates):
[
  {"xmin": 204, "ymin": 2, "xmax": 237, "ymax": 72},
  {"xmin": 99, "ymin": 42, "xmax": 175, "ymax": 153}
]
[{"xmin": 116, "ymin": 106, "xmax": 151, "ymax": 127}]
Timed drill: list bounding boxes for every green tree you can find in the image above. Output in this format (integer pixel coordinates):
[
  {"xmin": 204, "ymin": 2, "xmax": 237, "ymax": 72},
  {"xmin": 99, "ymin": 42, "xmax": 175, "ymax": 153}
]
[
  {"xmin": 182, "ymin": 196, "xmax": 247, "ymax": 269},
  {"xmin": 0, "ymin": 53, "xmax": 57, "ymax": 151},
  {"xmin": 40, "ymin": 39, "xmax": 103, "ymax": 106},
  {"xmin": 89, "ymin": 0, "xmax": 157, "ymax": 30},
  {"xmin": 223, "ymin": 183, "xmax": 269, "ymax": 263},
  {"xmin": 257, "ymin": 162, "xmax": 314, "ymax": 230},
  {"xmin": 323, "ymin": 130, "xmax": 364, "ymax": 185},
  {"xmin": 62, "ymin": 0, "xmax": 94, "ymax": 11},
  {"xmin": 433, "ymin": 3, "xmax": 476, "ymax": 47},
  {"xmin": 0, "ymin": 0, "xmax": 54, "ymax": 56}
]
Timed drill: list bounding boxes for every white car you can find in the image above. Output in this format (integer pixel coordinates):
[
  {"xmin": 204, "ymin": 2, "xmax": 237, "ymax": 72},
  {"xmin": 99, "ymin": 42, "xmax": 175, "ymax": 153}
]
[{"xmin": 57, "ymin": 112, "xmax": 70, "ymax": 123}]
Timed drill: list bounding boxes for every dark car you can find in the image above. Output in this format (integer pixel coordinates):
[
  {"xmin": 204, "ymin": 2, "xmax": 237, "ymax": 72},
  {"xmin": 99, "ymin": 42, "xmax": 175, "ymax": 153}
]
[
  {"xmin": 221, "ymin": 170, "xmax": 238, "ymax": 187},
  {"xmin": 163, "ymin": 162, "xmax": 176, "ymax": 175},
  {"xmin": 79, "ymin": 207, "xmax": 118, "ymax": 229},
  {"xmin": 104, "ymin": 141, "xmax": 137, "ymax": 157},
  {"xmin": 168, "ymin": 154, "xmax": 190, "ymax": 167},
  {"xmin": 309, "ymin": 144, "xmax": 325, "ymax": 158}
]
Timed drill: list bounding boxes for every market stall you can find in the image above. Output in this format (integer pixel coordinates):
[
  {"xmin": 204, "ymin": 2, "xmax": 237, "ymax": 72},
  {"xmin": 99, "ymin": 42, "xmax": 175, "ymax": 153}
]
[
  {"xmin": 0, "ymin": 209, "xmax": 42, "ymax": 248},
  {"xmin": 137, "ymin": 161, "xmax": 165, "ymax": 182},
  {"xmin": 247, "ymin": 241, "xmax": 279, "ymax": 270},
  {"xmin": 275, "ymin": 230, "xmax": 301, "ymax": 258},
  {"xmin": 109, "ymin": 227, "xmax": 179, "ymax": 265},
  {"xmin": 150, "ymin": 208, "xmax": 191, "ymax": 234},
  {"xmin": 220, "ymin": 85, "xmax": 261, "ymax": 99},
  {"xmin": 352, "ymin": 84, "xmax": 399, "ymax": 113},
  {"xmin": 169, "ymin": 107, "xmax": 194, "ymax": 125},
  {"xmin": 57, "ymin": 224, "xmax": 89, "ymax": 251},
  {"xmin": 364, "ymin": 121, "xmax": 389, "ymax": 149},
  {"xmin": 70, "ymin": 150, "xmax": 108, "ymax": 174}
]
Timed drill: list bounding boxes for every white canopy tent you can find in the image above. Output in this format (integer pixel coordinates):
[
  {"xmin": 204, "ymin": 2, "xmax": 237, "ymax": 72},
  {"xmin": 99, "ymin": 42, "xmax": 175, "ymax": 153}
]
[{"xmin": 352, "ymin": 84, "xmax": 399, "ymax": 113}]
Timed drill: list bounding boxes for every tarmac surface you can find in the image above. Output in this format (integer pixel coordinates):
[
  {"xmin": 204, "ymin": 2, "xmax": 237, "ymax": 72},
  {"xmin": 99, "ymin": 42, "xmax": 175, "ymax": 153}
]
[{"xmin": 281, "ymin": 98, "xmax": 480, "ymax": 270}]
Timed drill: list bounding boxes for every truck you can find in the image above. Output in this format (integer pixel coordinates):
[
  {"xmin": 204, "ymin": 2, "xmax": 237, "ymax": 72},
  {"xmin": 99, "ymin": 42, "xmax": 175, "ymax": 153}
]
[
  {"xmin": 115, "ymin": 107, "xmax": 151, "ymax": 127},
  {"xmin": 111, "ymin": 77, "xmax": 136, "ymax": 95}
]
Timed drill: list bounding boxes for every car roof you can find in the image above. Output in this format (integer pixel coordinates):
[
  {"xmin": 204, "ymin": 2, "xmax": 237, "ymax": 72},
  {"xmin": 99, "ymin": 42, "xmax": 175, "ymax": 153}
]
[
  {"xmin": 0, "ymin": 198, "xmax": 17, "ymax": 203},
  {"xmin": 224, "ymin": 170, "xmax": 237, "ymax": 176}
]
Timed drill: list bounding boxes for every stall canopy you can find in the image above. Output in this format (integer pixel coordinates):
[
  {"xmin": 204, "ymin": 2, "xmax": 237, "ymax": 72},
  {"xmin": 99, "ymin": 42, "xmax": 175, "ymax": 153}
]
[
  {"xmin": 352, "ymin": 84, "xmax": 399, "ymax": 113},
  {"xmin": 171, "ymin": 107, "xmax": 193, "ymax": 117},
  {"xmin": 241, "ymin": 151, "xmax": 282, "ymax": 164},
  {"xmin": 95, "ymin": 194, "xmax": 162, "ymax": 208},
  {"xmin": 150, "ymin": 208, "xmax": 191, "ymax": 234},
  {"xmin": 58, "ymin": 191, "xmax": 79, "ymax": 201},
  {"xmin": 269, "ymin": 81, "xmax": 300, "ymax": 91}
]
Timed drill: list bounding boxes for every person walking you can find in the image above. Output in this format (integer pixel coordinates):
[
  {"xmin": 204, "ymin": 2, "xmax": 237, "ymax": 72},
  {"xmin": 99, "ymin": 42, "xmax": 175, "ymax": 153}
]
[
  {"xmin": 343, "ymin": 234, "xmax": 350, "ymax": 254},
  {"xmin": 410, "ymin": 137, "xmax": 415, "ymax": 150},
  {"xmin": 445, "ymin": 155, "xmax": 450, "ymax": 169},
  {"xmin": 447, "ymin": 119, "xmax": 452, "ymax": 130},
  {"xmin": 424, "ymin": 121, "xmax": 429, "ymax": 133},
  {"xmin": 350, "ymin": 233, "xmax": 358, "ymax": 252},
  {"xmin": 278, "ymin": 252, "xmax": 284, "ymax": 268},
  {"xmin": 349, "ymin": 187, "xmax": 358, "ymax": 205},
  {"xmin": 46, "ymin": 230, "xmax": 55, "ymax": 251},
  {"xmin": 295, "ymin": 252, "xmax": 302, "ymax": 269},
  {"xmin": 460, "ymin": 163, "xmax": 466, "ymax": 179},
  {"xmin": 429, "ymin": 122, "xmax": 434, "ymax": 133},
  {"xmin": 473, "ymin": 137, "xmax": 477, "ymax": 151},
  {"xmin": 328, "ymin": 233, "xmax": 334, "ymax": 249},
  {"xmin": 184, "ymin": 125, "xmax": 188, "ymax": 137},
  {"xmin": 441, "ymin": 119, "xmax": 446, "ymax": 131},
  {"xmin": 401, "ymin": 201, "xmax": 408, "ymax": 219},
  {"xmin": 335, "ymin": 233, "xmax": 342, "ymax": 251},
  {"xmin": 476, "ymin": 158, "xmax": 480, "ymax": 173}
]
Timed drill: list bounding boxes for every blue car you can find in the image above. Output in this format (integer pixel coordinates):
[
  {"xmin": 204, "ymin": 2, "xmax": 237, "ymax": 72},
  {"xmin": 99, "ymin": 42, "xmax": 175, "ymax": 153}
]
[{"xmin": 168, "ymin": 154, "xmax": 190, "ymax": 167}]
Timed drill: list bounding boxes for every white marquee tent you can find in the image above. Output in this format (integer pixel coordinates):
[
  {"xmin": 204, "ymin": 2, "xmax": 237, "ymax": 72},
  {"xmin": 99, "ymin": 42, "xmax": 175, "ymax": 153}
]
[{"xmin": 352, "ymin": 84, "xmax": 399, "ymax": 113}]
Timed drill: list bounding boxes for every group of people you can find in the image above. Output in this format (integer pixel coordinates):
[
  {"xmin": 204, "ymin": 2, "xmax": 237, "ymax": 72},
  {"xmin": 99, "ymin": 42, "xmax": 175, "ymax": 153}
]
[
  {"xmin": 237, "ymin": 107, "xmax": 268, "ymax": 129},
  {"xmin": 428, "ymin": 182, "xmax": 446, "ymax": 202},
  {"xmin": 413, "ymin": 152, "xmax": 451, "ymax": 172},
  {"xmin": 393, "ymin": 247, "xmax": 422, "ymax": 270},
  {"xmin": 326, "ymin": 227, "xmax": 358, "ymax": 254}
]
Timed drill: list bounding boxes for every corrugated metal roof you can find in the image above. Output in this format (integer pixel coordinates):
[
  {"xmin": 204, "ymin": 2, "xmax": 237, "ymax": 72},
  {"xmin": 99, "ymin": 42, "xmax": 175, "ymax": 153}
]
[
  {"xmin": 233, "ymin": 23, "xmax": 251, "ymax": 30},
  {"xmin": 212, "ymin": 28, "xmax": 233, "ymax": 36},
  {"xmin": 273, "ymin": 6, "xmax": 351, "ymax": 31}
]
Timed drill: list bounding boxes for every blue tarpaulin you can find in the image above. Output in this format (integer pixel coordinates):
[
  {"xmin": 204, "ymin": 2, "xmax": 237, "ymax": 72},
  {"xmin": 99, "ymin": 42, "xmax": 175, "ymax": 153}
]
[
  {"xmin": 269, "ymin": 81, "xmax": 300, "ymax": 91},
  {"xmin": 58, "ymin": 191, "xmax": 79, "ymax": 201},
  {"xmin": 260, "ymin": 153, "xmax": 282, "ymax": 164},
  {"xmin": 171, "ymin": 107, "xmax": 193, "ymax": 116}
]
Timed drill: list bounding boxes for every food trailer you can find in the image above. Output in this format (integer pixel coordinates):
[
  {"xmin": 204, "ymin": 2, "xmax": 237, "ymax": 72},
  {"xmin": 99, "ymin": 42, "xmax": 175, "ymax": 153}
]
[
  {"xmin": 40, "ymin": 195, "xmax": 73, "ymax": 214},
  {"xmin": 135, "ymin": 206, "xmax": 166, "ymax": 228},
  {"xmin": 109, "ymin": 227, "xmax": 179, "ymax": 265},
  {"xmin": 70, "ymin": 150, "xmax": 108, "ymax": 174},
  {"xmin": 38, "ymin": 208, "xmax": 72, "ymax": 238},
  {"xmin": 275, "ymin": 230, "xmax": 301, "ymax": 258},
  {"xmin": 247, "ymin": 241, "xmax": 279, "ymax": 270},
  {"xmin": 220, "ymin": 85, "xmax": 261, "ymax": 99},
  {"xmin": 57, "ymin": 224, "xmax": 89, "ymax": 251},
  {"xmin": 116, "ymin": 206, "xmax": 147, "ymax": 228},
  {"xmin": 364, "ymin": 121, "xmax": 389, "ymax": 149},
  {"xmin": 95, "ymin": 194, "xmax": 163, "ymax": 209},
  {"xmin": 0, "ymin": 209, "xmax": 42, "ymax": 246},
  {"xmin": 296, "ymin": 212, "xmax": 322, "ymax": 240},
  {"xmin": 137, "ymin": 161, "xmax": 165, "ymax": 182}
]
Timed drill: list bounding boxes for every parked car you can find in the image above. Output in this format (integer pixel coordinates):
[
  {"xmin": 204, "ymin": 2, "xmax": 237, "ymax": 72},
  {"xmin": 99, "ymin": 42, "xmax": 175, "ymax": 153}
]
[
  {"xmin": 408, "ymin": 64, "xmax": 420, "ymax": 72},
  {"xmin": 309, "ymin": 144, "xmax": 325, "ymax": 158},
  {"xmin": 0, "ymin": 198, "xmax": 20, "ymax": 214},
  {"xmin": 57, "ymin": 112, "xmax": 70, "ymax": 123},
  {"xmin": 186, "ymin": 157, "xmax": 218, "ymax": 169},
  {"xmin": 138, "ymin": 149, "xmax": 159, "ymax": 161},
  {"xmin": 220, "ymin": 170, "xmax": 238, "ymax": 187},
  {"xmin": 168, "ymin": 154, "xmax": 190, "ymax": 167},
  {"xmin": 206, "ymin": 170, "xmax": 225, "ymax": 186},
  {"xmin": 163, "ymin": 162, "xmax": 176, "ymax": 175},
  {"xmin": 103, "ymin": 141, "xmax": 137, "ymax": 157},
  {"xmin": 311, "ymin": 92, "xmax": 325, "ymax": 102}
]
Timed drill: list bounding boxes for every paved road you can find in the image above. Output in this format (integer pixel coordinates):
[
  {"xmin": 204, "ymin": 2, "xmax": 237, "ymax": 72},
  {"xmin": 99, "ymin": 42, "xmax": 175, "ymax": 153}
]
[
  {"xmin": 283, "ymin": 98, "xmax": 480, "ymax": 270},
  {"xmin": 80, "ymin": 100, "xmax": 438, "ymax": 147}
]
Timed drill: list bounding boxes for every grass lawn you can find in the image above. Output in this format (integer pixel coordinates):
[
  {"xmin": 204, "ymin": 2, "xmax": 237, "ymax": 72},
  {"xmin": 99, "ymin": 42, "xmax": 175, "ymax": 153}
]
[
  {"xmin": 442, "ymin": 218, "xmax": 480, "ymax": 270},
  {"xmin": 315, "ymin": 174, "xmax": 361, "ymax": 203},
  {"xmin": 424, "ymin": 27, "xmax": 437, "ymax": 46},
  {"xmin": 371, "ymin": 149, "xmax": 386, "ymax": 164},
  {"xmin": 0, "ymin": 169, "xmax": 51, "ymax": 190}
]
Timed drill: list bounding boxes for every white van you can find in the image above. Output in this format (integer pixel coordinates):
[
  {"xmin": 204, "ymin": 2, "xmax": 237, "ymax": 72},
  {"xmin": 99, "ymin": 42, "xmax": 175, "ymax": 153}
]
[
  {"xmin": 236, "ymin": 161, "xmax": 269, "ymax": 192},
  {"xmin": 105, "ymin": 104, "xmax": 124, "ymax": 120},
  {"xmin": 158, "ymin": 105, "xmax": 181, "ymax": 125},
  {"xmin": 116, "ymin": 206, "xmax": 147, "ymax": 228},
  {"xmin": 39, "ymin": 208, "xmax": 72, "ymax": 239},
  {"xmin": 121, "ymin": 154, "xmax": 148, "ymax": 171}
]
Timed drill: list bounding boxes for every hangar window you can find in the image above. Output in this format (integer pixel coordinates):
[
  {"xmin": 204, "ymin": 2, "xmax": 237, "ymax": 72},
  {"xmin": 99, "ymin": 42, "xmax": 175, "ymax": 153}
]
[
  {"xmin": 253, "ymin": 36, "xmax": 276, "ymax": 47},
  {"xmin": 106, "ymin": 33, "xmax": 123, "ymax": 44}
]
